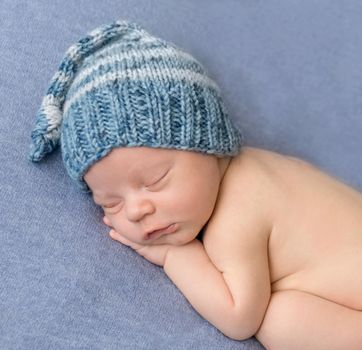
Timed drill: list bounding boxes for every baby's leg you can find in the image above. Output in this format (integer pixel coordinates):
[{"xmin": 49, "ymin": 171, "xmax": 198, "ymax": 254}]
[{"xmin": 255, "ymin": 290, "xmax": 362, "ymax": 350}]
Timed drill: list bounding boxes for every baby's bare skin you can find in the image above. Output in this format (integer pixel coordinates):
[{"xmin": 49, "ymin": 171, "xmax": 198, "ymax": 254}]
[
  {"xmin": 237, "ymin": 147, "xmax": 362, "ymax": 310},
  {"xmin": 85, "ymin": 146, "xmax": 362, "ymax": 349},
  {"xmin": 210, "ymin": 146, "xmax": 362, "ymax": 349}
]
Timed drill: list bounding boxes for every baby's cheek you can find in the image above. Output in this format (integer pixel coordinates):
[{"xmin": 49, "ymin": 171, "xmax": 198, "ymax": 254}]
[
  {"xmin": 168, "ymin": 186, "xmax": 202, "ymax": 220},
  {"xmin": 185, "ymin": 183, "xmax": 219, "ymax": 221},
  {"xmin": 167, "ymin": 188, "xmax": 190, "ymax": 212}
]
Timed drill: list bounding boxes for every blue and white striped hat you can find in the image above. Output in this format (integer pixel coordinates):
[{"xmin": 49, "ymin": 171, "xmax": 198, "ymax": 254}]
[{"xmin": 28, "ymin": 20, "xmax": 244, "ymax": 192}]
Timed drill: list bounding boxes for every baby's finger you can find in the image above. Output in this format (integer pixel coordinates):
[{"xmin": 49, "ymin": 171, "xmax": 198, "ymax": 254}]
[
  {"xmin": 103, "ymin": 216, "xmax": 112, "ymax": 227},
  {"xmin": 109, "ymin": 230, "xmax": 143, "ymax": 250},
  {"xmin": 109, "ymin": 229, "xmax": 124, "ymax": 242},
  {"xmin": 109, "ymin": 229, "xmax": 132, "ymax": 245}
]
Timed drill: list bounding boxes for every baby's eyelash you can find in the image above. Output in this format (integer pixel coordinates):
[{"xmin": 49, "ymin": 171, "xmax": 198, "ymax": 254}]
[
  {"xmin": 147, "ymin": 170, "xmax": 169, "ymax": 187},
  {"xmin": 102, "ymin": 203, "xmax": 118, "ymax": 209}
]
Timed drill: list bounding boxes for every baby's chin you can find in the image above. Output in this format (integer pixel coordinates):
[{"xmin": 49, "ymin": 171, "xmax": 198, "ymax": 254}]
[{"xmin": 148, "ymin": 229, "xmax": 198, "ymax": 246}]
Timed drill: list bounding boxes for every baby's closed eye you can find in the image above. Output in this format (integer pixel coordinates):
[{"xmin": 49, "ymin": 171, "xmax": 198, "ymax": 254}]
[
  {"xmin": 98, "ymin": 168, "xmax": 171, "ymax": 211},
  {"xmin": 145, "ymin": 169, "xmax": 170, "ymax": 189},
  {"xmin": 103, "ymin": 203, "xmax": 120, "ymax": 209}
]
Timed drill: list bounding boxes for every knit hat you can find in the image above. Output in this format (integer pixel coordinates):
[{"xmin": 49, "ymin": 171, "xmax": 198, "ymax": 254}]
[{"xmin": 28, "ymin": 20, "xmax": 244, "ymax": 193}]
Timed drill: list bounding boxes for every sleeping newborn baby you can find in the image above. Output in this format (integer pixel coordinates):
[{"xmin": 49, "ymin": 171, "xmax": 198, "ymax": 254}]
[{"xmin": 28, "ymin": 20, "xmax": 362, "ymax": 349}]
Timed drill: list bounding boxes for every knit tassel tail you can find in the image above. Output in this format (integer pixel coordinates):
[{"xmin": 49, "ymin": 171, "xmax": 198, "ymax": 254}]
[
  {"xmin": 28, "ymin": 19, "xmax": 143, "ymax": 162},
  {"xmin": 28, "ymin": 95, "xmax": 63, "ymax": 161}
]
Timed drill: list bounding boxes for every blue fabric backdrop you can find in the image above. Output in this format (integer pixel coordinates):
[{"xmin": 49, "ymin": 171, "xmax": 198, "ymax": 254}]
[{"xmin": 1, "ymin": 1, "xmax": 361, "ymax": 349}]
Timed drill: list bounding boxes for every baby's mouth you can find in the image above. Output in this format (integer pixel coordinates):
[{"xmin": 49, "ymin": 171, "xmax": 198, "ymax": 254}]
[{"xmin": 146, "ymin": 223, "xmax": 177, "ymax": 240}]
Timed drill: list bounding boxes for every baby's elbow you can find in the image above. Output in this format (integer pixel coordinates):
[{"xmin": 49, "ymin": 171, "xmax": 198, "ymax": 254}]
[
  {"xmin": 221, "ymin": 318, "xmax": 259, "ymax": 341},
  {"xmin": 225, "ymin": 292, "xmax": 270, "ymax": 340},
  {"xmin": 214, "ymin": 296, "xmax": 268, "ymax": 341},
  {"xmin": 222, "ymin": 327, "xmax": 255, "ymax": 341}
]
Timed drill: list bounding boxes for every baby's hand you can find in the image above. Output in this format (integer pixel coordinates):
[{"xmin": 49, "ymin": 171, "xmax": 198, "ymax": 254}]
[{"xmin": 103, "ymin": 216, "xmax": 173, "ymax": 267}]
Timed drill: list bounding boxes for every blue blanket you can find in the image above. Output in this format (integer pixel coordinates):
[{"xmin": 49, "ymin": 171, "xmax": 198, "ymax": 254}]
[{"xmin": 1, "ymin": 1, "xmax": 361, "ymax": 349}]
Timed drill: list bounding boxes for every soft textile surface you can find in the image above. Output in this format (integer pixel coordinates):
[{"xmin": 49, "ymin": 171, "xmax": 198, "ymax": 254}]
[{"xmin": 1, "ymin": 1, "xmax": 361, "ymax": 349}]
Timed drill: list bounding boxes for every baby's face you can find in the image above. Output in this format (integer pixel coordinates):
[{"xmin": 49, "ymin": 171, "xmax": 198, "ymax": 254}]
[{"xmin": 84, "ymin": 147, "xmax": 229, "ymax": 246}]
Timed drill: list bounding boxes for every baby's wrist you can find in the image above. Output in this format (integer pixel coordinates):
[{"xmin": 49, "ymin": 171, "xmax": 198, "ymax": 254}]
[{"xmin": 164, "ymin": 239, "xmax": 202, "ymax": 268}]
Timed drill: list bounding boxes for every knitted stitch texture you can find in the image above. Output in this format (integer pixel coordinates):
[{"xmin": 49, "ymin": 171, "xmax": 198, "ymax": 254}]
[{"xmin": 28, "ymin": 20, "xmax": 244, "ymax": 192}]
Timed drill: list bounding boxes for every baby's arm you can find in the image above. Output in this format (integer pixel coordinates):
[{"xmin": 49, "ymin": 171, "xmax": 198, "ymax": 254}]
[
  {"xmin": 107, "ymin": 218, "xmax": 265, "ymax": 340},
  {"xmin": 164, "ymin": 225, "xmax": 270, "ymax": 340},
  {"xmin": 164, "ymin": 240, "xmax": 243, "ymax": 339},
  {"xmin": 164, "ymin": 179, "xmax": 272, "ymax": 340}
]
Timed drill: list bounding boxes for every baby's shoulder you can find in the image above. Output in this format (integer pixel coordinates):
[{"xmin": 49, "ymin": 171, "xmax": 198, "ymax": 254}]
[
  {"xmin": 202, "ymin": 148, "xmax": 277, "ymax": 257},
  {"xmin": 219, "ymin": 146, "xmax": 283, "ymax": 205},
  {"xmin": 224, "ymin": 146, "xmax": 315, "ymax": 205}
]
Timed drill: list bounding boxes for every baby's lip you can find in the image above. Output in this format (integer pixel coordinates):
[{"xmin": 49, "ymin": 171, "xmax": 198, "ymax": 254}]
[{"xmin": 145, "ymin": 223, "xmax": 177, "ymax": 240}]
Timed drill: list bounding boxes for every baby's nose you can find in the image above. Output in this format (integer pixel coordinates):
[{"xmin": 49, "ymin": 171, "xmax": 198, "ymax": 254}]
[{"xmin": 124, "ymin": 196, "xmax": 155, "ymax": 222}]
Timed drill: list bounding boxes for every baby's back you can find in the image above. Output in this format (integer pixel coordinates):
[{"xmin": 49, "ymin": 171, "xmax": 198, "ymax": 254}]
[{"xmin": 234, "ymin": 147, "xmax": 362, "ymax": 311}]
